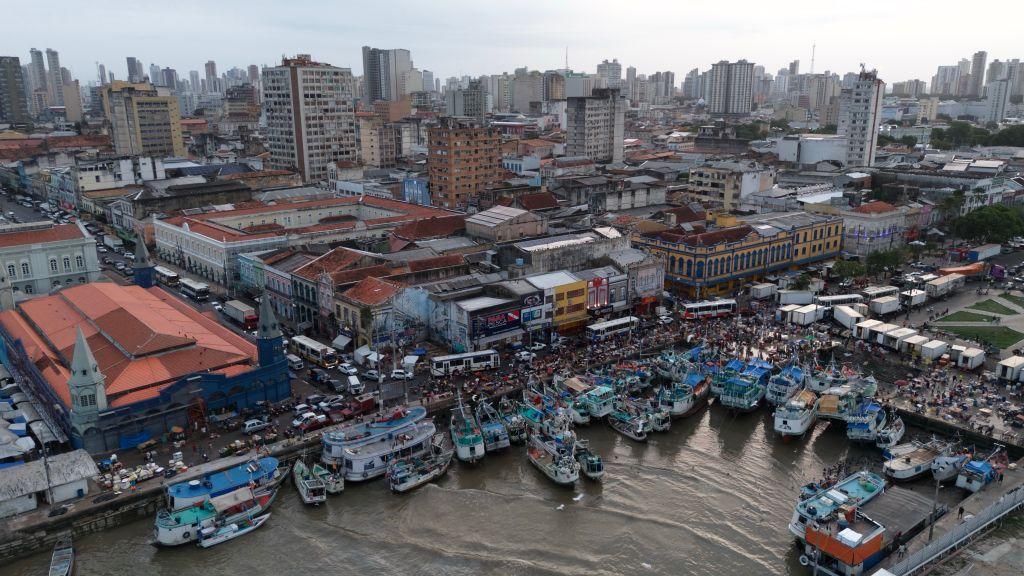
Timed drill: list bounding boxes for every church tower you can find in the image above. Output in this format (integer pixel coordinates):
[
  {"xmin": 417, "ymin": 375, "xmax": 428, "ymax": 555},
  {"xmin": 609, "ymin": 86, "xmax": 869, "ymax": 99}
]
[
  {"xmin": 132, "ymin": 240, "xmax": 155, "ymax": 289},
  {"xmin": 67, "ymin": 327, "xmax": 107, "ymax": 436},
  {"xmin": 256, "ymin": 293, "xmax": 284, "ymax": 367}
]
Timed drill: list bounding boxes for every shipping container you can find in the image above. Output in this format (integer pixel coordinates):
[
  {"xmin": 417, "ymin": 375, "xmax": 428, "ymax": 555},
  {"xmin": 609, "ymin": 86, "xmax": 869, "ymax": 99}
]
[
  {"xmin": 920, "ymin": 340, "xmax": 949, "ymax": 360},
  {"xmin": 833, "ymin": 305, "xmax": 864, "ymax": 329},
  {"xmin": 750, "ymin": 283, "xmax": 778, "ymax": 300},
  {"xmin": 777, "ymin": 290, "xmax": 814, "ymax": 305},
  {"xmin": 967, "ymin": 244, "xmax": 1001, "ymax": 262},
  {"xmin": 899, "ymin": 289, "xmax": 927, "ymax": 308},
  {"xmin": 790, "ymin": 304, "xmax": 824, "ymax": 326},
  {"xmin": 925, "ymin": 273, "xmax": 965, "ymax": 298},
  {"xmin": 958, "ymin": 348, "xmax": 985, "ymax": 370},
  {"xmin": 869, "ymin": 296, "xmax": 901, "ymax": 316}
]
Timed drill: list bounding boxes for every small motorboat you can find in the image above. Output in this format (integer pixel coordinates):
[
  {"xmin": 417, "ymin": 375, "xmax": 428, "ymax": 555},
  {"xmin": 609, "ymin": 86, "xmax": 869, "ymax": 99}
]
[
  {"xmin": 48, "ymin": 535, "xmax": 74, "ymax": 576},
  {"xmin": 874, "ymin": 413, "xmax": 905, "ymax": 450},
  {"xmin": 197, "ymin": 513, "xmax": 271, "ymax": 548},
  {"xmin": 574, "ymin": 439, "xmax": 604, "ymax": 481}
]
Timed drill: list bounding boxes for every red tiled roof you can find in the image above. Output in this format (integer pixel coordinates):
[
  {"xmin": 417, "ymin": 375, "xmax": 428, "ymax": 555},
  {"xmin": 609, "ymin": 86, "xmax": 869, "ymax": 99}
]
[
  {"xmin": 342, "ymin": 276, "xmax": 401, "ymax": 306},
  {"xmin": 292, "ymin": 248, "xmax": 366, "ymax": 282},
  {"xmin": 330, "ymin": 264, "xmax": 398, "ymax": 287},
  {"xmin": 391, "ymin": 215, "xmax": 466, "ymax": 240},
  {"xmin": 663, "ymin": 205, "xmax": 707, "ymax": 223},
  {"xmin": 517, "ymin": 192, "xmax": 559, "ymax": 211},
  {"xmin": 0, "ymin": 223, "xmax": 85, "ymax": 248},
  {"xmin": 854, "ymin": 201, "xmax": 897, "ymax": 214},
  {"xmin": 406, "ymin": 254, "xmax": 464, "ymax": 272}
]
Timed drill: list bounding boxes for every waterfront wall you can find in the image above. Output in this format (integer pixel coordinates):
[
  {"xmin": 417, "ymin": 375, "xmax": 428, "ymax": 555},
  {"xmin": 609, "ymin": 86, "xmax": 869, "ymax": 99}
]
[{"xmin": 892, "ymin": 406, "xmax": 1024, "ymax": 459}]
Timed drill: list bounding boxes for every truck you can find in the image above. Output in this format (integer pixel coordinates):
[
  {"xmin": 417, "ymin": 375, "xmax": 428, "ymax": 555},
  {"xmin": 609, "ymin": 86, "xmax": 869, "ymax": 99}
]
[
  {"xmin": 103, "ymin": 235, "xmax": 124, "ymax": 250},
  {"xmin": 329, "ymin": 392, "xmax": 377, "ymax": 423},
  {"xmin": 925, "ymin": 273, "xmax": 965, "ymax": 298},
  {"xmin": 869, "ymin": 296, "xmax": 901, "ymax": 317},
  {"xmin": 967, "ymin": 244, "xmax": 1001, "ymax": 262},
  {"xmin": 750, "ymin": 283, "xmax": 777, "ymax": 300},
  {"xmin": 777, "ymin": 290, "xmax": 813, "ymax": 306},
  {"xmin": 790, "ymin": 304, "xmax": 824, "ymax": 326},
  {"xmin": 222, "ymin": 300, "xmax": 258, "ymax": 330},
  {"xmin": 833, "ymin": 305, "xmax": 864, "ymax": 330},
  {"xmin": 900, "ymin": 289, "xmax": 927, "ymax": 308}
]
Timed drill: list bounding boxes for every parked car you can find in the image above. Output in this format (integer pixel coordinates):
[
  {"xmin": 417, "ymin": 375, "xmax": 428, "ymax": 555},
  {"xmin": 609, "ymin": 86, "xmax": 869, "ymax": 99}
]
[
  {"xmin": 309, "ymin": 368, "xmax": 331, "ymax": 384},
  {"xmin": 242, "ymin": 418, "xmax": 271, "ymax": 435},
  {"xmin": 292, "ymin": 411, "xmax": 318, "ymax": 428},
  {"xmin": 390, "ymin": 369, "xmax": 413, "ymax": 380},
  {"xmin": 527, "ymin": 342, "xmax": 546, "ymax": 352},
  {"xmin": 318, "ymin": 396, "xmax": 346, "ymax": 412},
  {"xmin": 658, "ymin": 315, "xmax": 674, "ymax": 325},
  {"xmin": 363, "ymin": 369, "xmax": 381, "ymax": 381},
  {"xmin": 338, "ymin": 363, "xmax": 358, "ymax": 376},
  {"xmin": 305, "ymin": 394, "xmax": 326, "ymax": 407},
  {"xmin": 515, "ymin": 351, "xmax": 536, "ymax": 362},
  {"xmin": 298, "ymin": 414, "xmax": 329, "ymax": 433},
  {"xmin": 292, "ymin": 403, "xmax": 313, "ymax": 417}
]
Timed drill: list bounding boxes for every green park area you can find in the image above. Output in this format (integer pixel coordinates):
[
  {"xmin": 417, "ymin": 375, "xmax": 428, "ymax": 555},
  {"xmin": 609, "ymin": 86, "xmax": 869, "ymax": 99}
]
[
  {"xmin": 941, "ymin": 325, "xmax": 1024, "ymax": 349},
  {"xmin": 966, "ymin": 299, "xmax": 1016, "ymax": 315},
  {"xmin": 937, "ymin": 311, "xmax": 993, "ymax": 323},
  {"xmin": 999, "ymin": 293, "xmax": 1024, "ymax": 309}
]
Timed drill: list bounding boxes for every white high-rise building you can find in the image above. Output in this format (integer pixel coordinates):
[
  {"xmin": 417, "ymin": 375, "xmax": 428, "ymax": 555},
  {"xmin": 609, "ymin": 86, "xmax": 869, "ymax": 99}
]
[
  {"xmin": 45, "ymin": 48, "xmax": 64, "ymax": 106},
  {"xmin": 262, "ymin": 55, "xmax": 357, "ymax": 183},
  {"xmin": 566, "ymin": 88, "xmax": 624, "ymax": 163},
  {"xmin": 985, "ymin": 79, "xmax": 1011, "ymax": 124},
  {"xmin": 597, "ymin": 59, "xmax": 622, "ymax": 88},
  {"xmin": 968, "ymin": 51, "xmax": 987, "ymax": 97},
  {"xmin": 837, "ymin": 70, "xmax": 884, "ymax": 168},
  {"xmin": 707, "ymin": 60, "xmax": 754, "ymax": 115}
]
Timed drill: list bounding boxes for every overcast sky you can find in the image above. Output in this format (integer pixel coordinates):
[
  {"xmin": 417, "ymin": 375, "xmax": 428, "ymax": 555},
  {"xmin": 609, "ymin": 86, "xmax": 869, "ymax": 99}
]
[{"xmin": 4, "ymin": 0, "xmax": 1020, "ymax": 86}]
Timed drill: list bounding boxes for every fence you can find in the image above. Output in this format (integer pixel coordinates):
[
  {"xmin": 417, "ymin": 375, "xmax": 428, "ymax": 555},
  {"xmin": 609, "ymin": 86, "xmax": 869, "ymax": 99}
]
[{"xmin": 880, "ymin": 483, "xmax": 1024, "ymax": 576}]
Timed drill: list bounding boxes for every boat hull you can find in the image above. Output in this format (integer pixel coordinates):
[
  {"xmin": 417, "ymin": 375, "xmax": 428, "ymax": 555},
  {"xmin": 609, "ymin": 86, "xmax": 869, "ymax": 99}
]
[
  {"xmin": 608, "ymin": 416, "xmax": 647, "ymax": 442},
  {"xmin": 197, "ymin": 514, "xmax": 270, "ymax": 549}
]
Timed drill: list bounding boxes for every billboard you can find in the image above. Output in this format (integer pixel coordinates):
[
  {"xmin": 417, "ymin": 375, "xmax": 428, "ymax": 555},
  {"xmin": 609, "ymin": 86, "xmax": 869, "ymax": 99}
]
[{"xmin": 472, "ymin": 309, "xmax": 521, "ymax": 337}]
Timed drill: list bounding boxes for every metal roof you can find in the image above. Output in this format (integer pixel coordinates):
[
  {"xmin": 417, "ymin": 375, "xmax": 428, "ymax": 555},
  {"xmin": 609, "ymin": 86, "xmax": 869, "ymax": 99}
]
[{"xmin": 465, "ymin": 206, "xmax": 529, "ymax": 228}]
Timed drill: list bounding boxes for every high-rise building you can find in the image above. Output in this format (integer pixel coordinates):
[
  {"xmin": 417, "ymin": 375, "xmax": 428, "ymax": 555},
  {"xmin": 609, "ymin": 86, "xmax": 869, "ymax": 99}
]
[
  {"xmin": 987, "ymin": 60, "xmax": 1007, "ymax": 85},
  {"xmin": 682, "ymin": 68, "xmax": 700, "ymax": 100},
  {"xmin": 789, "ymin": 60, "xmax": 800, "ymax": 76},
  {"xmin": 261, "ymin": 55, "xmax": 356, "ymax": 183},
  {"xmin": 566, "ymin": 88, "xmax": 625, "ymax": 164},
  {"xmin": 101, "ymin": 81, "xmax": 185, "ymax": 157},
  {"xmin": 542, "ymin": 71, "xmax": 565, "ymax": 101},
  {"xmin": 126, "ymin": 56, "xmax": 143, "ymax": 83},
  {"xmin": 162, "ymin": 68, "xmax": 178, "ymax": 91},
  {"xmin": 488, "ymin": 74, "xmax": 512, "ymax": 112},
  {"xmin": 358, "ymin": 117, "xmax": 403, "ymax": 169},
  {"xmin": 45, "ymin": 49, "xmax": 64, "ymax": 106},
  {"xmin": 189, "ymin": 70, "xmax": 200, "ymax": 93},
  {"xmin": 968, "ymin": 51, "xmax": 987, "ymax": 97},
  {"xmin": 837, "ymin": 70, "xmax": 884, "ymax": 168},
  {"xmin": 422, "ymin": 70, "xmax": 434, "ymax": 93},
  {"xmin": 891, "ymin": 79, "xmax": 927, "ymax": 98},
  {"xmin": 205, "ymin": 60, "xmax": 218, "ymax": 93},
  {"xmin": 931, "ymin": 65, "xmax": 962, "ymax": 96},
  {"xmin": 805, "ymin": 73, "xmax": 840, "ymax": 118},
  {"xmin": 0, "ymin": 56, "xmax": 29, "ymax": 123},
  {"xmin": 149, "ymin": 63, "xmax": 162, "ymax": 85},
  {"xmin": 28, "ymin": 48, "xmax": 46, "ymax": 93},
  {"xmin": 427, "ymin": 117, "xmax": 501, "ymax": 210},
  {"xmin": 445, "ymin": 79, "xmax": 486, "ymax": 122},
  {"xmin": 61, "ymin": 80, "xmax": 82, "ymax": 122},
  {"xmin": 625, "ymin": 66, "xmax": 636, "ymax": 99},
  {"xmin": 707, "ymin": 60, "xmax": 754, "ymax": 116},
  {"xmin": 985, "ymin": 79, "xmax": 1011, "ymax": 124},
  {"xmin": 1007, "ymin": 60, "xmax": 1024, "ymax": 98},
  {"xmin": 98, "ymin": 63, "xmax": 107, "ymax": 86},
  {"xmin": 361, "ymin": 46, "xmax": 413, "ymax": 102},
  {"xmin": 597, "ymin": 59, "xmax": 622, "ymax": 88}
]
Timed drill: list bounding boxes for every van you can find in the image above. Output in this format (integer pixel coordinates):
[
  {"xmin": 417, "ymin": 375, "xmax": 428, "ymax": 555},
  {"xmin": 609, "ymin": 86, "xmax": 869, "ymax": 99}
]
[
  {"xmin": 286, "ymin": 354, "xmax": 304, "ymax": 371},
  {"xmin": 242, "ymin": 419, "xmax": 270, "ymax": 435},
  {"xmin": 347, "ymin": 375, "xmax": 364, "ymax": 395}
]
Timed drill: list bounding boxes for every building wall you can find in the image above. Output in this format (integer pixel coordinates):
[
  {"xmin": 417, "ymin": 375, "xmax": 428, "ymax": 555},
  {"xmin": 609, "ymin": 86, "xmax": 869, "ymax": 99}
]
[
  {"xmin": 0, "ymin": 493, "xmax": 36, "ymax": 519},
  {"xmin": 565, "ymin": 88, "xmax": 624, "ymax": 163},
  {"xmin": 553, "ymin": 279, "xmax": 588, "ymax": 332},
  {"xmin": 427, "ymin": 119, "xmax": 502, "ymax": 210},
  {"xmin": 0, "ymin": 229, "xmax": 101, "ymax": 304}
]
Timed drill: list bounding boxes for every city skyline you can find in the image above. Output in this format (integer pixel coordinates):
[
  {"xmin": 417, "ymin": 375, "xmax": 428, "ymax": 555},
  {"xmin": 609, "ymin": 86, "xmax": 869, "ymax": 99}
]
[{"xmin": 3, "ymin": 0, "xmax": 1021, "ymax": 86}]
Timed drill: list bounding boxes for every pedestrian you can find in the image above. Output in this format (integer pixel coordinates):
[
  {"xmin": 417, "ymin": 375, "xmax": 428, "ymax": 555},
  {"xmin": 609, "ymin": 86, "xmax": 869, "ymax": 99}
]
[
  {"xmin": 957, "ymin": 505, "xmax": 964, "ymax": 519},
  {"xmin": 999, "ymin": 472, "xmax": 1004, "ymax": 483}
]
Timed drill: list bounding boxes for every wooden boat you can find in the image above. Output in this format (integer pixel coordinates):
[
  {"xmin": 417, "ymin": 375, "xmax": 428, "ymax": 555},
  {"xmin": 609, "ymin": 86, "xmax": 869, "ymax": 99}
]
[
  {"xmin": 197, "ymin": 513, "xmax": 270, "ymax": 548},
  {"xmin": 388, "ymin": 434, "xmax": 454, "ymax": 493},
  {"xmin": 48, "ymin": 536, "xmax": 74, "ymax": 576}
]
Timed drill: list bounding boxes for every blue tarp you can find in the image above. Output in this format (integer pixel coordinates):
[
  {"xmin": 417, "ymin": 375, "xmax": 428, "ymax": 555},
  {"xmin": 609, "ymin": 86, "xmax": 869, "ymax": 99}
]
[{"xmin": 118, "ymin": 430, "xmax": 151, "ymax": 449}]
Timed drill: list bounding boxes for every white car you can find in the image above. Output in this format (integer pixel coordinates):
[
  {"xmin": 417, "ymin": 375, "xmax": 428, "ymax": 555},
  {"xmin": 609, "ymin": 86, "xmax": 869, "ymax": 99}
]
[
  {"xmin": 338, "ymin": 363, "xmax": 358, "ymax": 376},
  {"xmin": 390, "ymin": 369, "xmax": 413, "ymax": 380},
  {"xmin": 363, "ymin": 369, "xmax": 381, "ymax": 381},
  {"xmin": 318, "ymin": 396, "xmax": 346, "ymax": 412},
  {"xmin": 292, "ymin": 411, "xmax": 318, "ymax": 428},
  {"xmin": 515, "ymin": 351, "xmax": 536, "ymax": 362},
  {"xmin": 658, "ymin": 315, "xmax": 674, "ymax": 325},
  {"xmin": 527, "ymin": 342, "xmax": 546, "ymax": 352}
]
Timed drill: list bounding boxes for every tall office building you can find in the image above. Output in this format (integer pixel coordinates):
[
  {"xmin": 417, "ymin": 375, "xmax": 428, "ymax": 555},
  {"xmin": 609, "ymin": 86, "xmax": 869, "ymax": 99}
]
[
  {"xmin": 625, "ymin": 66, "xmax": 636, "ymax": 99},
  {"xmin": 707, "ymin": 60, "xmax": 754, "ymax": 116},
  {"xmin": 542, "ymin": 71, "xmax": 565, "ymax": 101},
  {"xmin": 28, "ymin": 49, "xmax": 47, "ymax": 92},
  {"xmin": 682, "ymin": 68, "xmax": 700, "ymax": 99},
  {"xmin": 61, "ymin": 80, "xmax": 82, "ymax": 122},
  {"xmin": 566, "ymin": 88, "xmax": 625, "ymax": 164},
  {"xmin": 261, "ymin": 55, "xmax": 356, "ymax": 183},
  {"xmin": 427, "ymin": 117, "xmax": 501, "ymax": 210},
  {"xmin": 101, "ymin": 81, "xmax": 184, "ymax": 157},
  {"xmin": 126, "ymin": 56, "xmax": 143, "ymax": 83},
  {"xmin": 45, "ymin": 49, "xmax": 64, "ymax": 106},
  {"xmin": 837, "ymin": 70, "xmax": 884, "ymax": 168},
  {"xmin": 932, "ymin": 65, "xmax": 962, "ymax": 96},
  {"xmin": 247, "ymin": 65, "xmax": 260, "ymax": 84},
  {"xmin": 445, "ymin": 79, "xmax": 486, "ymax": 122},
  {"xmin": 189, "ymin": 70, "xmax": 200, "ymax": 93},
  {"xmin": 97, "ymin": 63, "xmax": 107, "ymax": 85},
  {"xmin": 422, "ymin": 70, "xmax": 434, "ymax": 93},
  {"xmin": 361, "ymin": 46, "xmax": 413, "ymax": 102},
  {"xmin": 968, "ymin": 51, "xmax": 987, "ymax": 97},
  {"xmin": 985, "ymin": 79, "xmax": 1011, "ymax": 124},
  {"xmin": 149, "ymin": 63, "xmax": 162, "ymax": 85},
  {"xmin": 162, "ymin": 68, "xmax": 179, "ymax": 91},
  {"xmin": 205, "ymin": 60, "xmax": 218, "ymax": 93},
  {"xmin": 597, "ymin": 59, "xmax": 622, "ymax": 88},
  {"xmin": 0, "ymin": 57, "xmax": 29, "ymax": 123},
  {"xmin": 805, "ymin": 73, "xmax": 840, "ymax": 118}
]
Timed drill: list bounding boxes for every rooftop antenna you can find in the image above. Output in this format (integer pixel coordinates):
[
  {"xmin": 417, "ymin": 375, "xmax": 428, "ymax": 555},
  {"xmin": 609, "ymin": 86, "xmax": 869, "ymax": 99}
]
[
  {"xmin": 565, "ymin": 46, "xmax": 569, "ymax": 72},
  {"xmin": 810, "ymin": 43, "xmax": 816, "ymax": 74}
]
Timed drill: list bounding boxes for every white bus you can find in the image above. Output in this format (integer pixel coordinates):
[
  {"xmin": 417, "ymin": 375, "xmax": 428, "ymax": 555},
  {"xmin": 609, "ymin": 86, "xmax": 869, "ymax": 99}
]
[
  {"xmin": 430, "ymin": 349, "xmax": 501, "ymax": 376},
  {"xmin": 179, "ymin": 278, "xmax": 210, "ymax": 302},
  {"xmin": 290, "ymin": 335, "xmax": 339, "ymax": 368},
  {"xmin": 154, "ymin": 266, "xmax": 179, "ymax": 287},
  {"xmin": 681, "ymin": 299, "xmax": 737, "ymax": 320},
  {"xmin": 585, "ymin": 316, "xmax": 640, "ymax": 341},
  {"xmin": 813, "ymin": 294, "xmax": 864, "ymax": 309}
]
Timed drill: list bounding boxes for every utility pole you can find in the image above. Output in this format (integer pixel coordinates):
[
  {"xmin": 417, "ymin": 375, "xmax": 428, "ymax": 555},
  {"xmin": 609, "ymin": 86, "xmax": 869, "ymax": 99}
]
[{"xmin": 928, "ymin": 478, "xmax": 942, "ymax": 542}]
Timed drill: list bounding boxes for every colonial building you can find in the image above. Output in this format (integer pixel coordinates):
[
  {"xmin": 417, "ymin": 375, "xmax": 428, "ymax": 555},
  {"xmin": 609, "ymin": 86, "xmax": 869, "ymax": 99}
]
[
  {"xmin": 805, "ymin": 200, "xmax": 908, "ymax": 258},
  {"xmin": 0, "ymin": 222, "xmax": 101, "ymax": 308},
  {"xmin": 465, "ymin": 206, "xmax": 547, "ymax": 242}
]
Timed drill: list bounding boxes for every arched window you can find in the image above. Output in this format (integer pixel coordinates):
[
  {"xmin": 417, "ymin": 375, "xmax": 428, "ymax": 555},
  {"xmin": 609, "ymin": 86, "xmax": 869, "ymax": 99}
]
[
  {"xmin": 21, "ymin": 263, "xmax": 29, "ymax": 275},
  {"xmin": 733, "ymin": 254, "xmax": 740, "ymax": 270},
  {"xmin": 49, "ymin": 259, "xmax": 58, "ymax": 272},
  {"xmin": 670, "ymin": 255, "xmax": 677, "ymax": 273},
  {"xmin": 75, "ymin": 255, "xmax": 84, "ymax": 269},
  {"xmin": 6, "ymin": 264, "xmax": 15, "ymax": 278},
  {"xmin": 63, "ymin": 257, "xmax": 71, "ymax": 271},
  {"xmin": 712, "ymin": 259, "xmax": 720, "ymax": 276},
  {"xmin": 695, "ymin": 261, "xmax": 704, "ymax": 278}
]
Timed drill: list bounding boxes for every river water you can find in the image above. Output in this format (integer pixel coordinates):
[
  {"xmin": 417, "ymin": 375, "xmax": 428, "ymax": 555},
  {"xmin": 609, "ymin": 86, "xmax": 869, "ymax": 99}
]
[{"xmin": 8, "ymin": 409, "xmax": 963, "ymax": 576}]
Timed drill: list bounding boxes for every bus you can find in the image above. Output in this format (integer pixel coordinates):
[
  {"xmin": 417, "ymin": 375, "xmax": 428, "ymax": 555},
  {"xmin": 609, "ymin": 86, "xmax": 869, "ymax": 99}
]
[
  {"xmin": 681, "ymin": 299, "xmax": 737, "ymax": 319},
  {"xmin": 813, "ymin": 294, "xmax": 864, "ymax": 309},
  {"xmin": 154, "ymin": 266, "xmax": 180, "ymax": 287},
  {"xmin": 430, "ymin": 349, "xmax": 501, "ymax": 376},
  {"xmin": 179, "ymin": 278, "xmax": 210, "ymax": 302},
  {"xmin": 290, "ymin": 335, "xmax": 339, "ymax": 368},
  {"xmin": 585, "ymin": 316, "xmax": 640, "ymax": 342}
]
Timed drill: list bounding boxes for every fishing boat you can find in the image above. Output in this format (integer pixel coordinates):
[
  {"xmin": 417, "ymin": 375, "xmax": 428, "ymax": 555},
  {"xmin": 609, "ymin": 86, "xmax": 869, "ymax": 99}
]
[
  {"xmin": 325, "ymin": 420, "xmax": 436, "ymax": 482},
  {"xmin": 322, "ymin": 406, "xmax": 427, "ymax": 448},
  {"xmin": 165, "ymin": 457, "xmax": 281, "ymax": 511},
  {"xmin": 816, "ymin": 385, "xmax": 864, "ymax": 422},
  {"xmin": 932, "ymin": 451, "xmax": 971, "ymax": 482},
  {"xmin": 153, "ymin": 486, "xmax": 277, "ymax": 546},
  {"xmin": 805, "ymin": 359, "xmax": 848, "ymax": 393},
  {"xmin": 292, "ymin": 459, "xmax": 327, "ymax": 506},
  {"xmin": 883, "ymin": 439, "xmax": 950, "ymax": 482},
  {"xmin": 450, "ymin": 396, "xmax": 485, "ymax": 463},
  {"xmin": 48, "ymin": 536, "xmax": 74, "ymax": 576},
  {"xmin": 574, "ymin": 438, "xmax": 604, "ymax": 481},
  {"xmin": 311, "ymin": 462, "xmax": 344, "ymax": 494},
  {"xmin": 579, "ymin": 384, "xmax": 615, "ymax": 418},
  {"xmin": 710, "ymin": 358, "xmax": 745, "ymax": 397},
  {"xmin": 766, "ymin": 364, "xmax": 805, "ymax": 405},
  {"xmin": 550, "ymin": 376, "xmax": 593, "ymax": 425},
  {"xmin": 874, "ymin": 413, "xmax": 905, "ymax": 450},
  {"xmin": 474, "ymin": 400, "xmax": 511, "ymax": 452},
  {"xmin": 773, "ymin": 389, "xmax": 819, "ymax": 440},
  {"xmin": 196, "ymin": 513, "xmax": 270, "ymax": 548},
  {"xmin": 388, "ymin": 434, "xmax": 454, "ymax": 493},
  {"xmin": 518, "ymin": 400, "xmax": 547, "ymax": 433},
  {"xmin": 956, "ymin": 445, "xmax": 1008, "ymax": 493},
  {"xmin": 788, "ymin": 471, "xmax": 886, "ymax": 541},
  {"xmin": 526, "ymin": 424, "xmax": 579, "ymax": 485},
  {"xmin": 497, "ymin": 395, "xmax": 528, "ymax": 443},
  {"xmin": 645, "ymin": 399, "xmax": 672, "ymax": 432},
  {"xmin": 846, "ymin": 402, "xmax": 887, "ymax": 442},
  {"xmin": 718, "ymin": 376, "xmax": 765, "ymax": 413},
  {"xmin": 607, "ymin": 397, "xmax": 650, "ymax": 442}
]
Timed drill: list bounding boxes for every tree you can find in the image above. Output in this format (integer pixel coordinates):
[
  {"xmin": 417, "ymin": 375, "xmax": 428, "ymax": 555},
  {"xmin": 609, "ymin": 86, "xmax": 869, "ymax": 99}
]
[
  {"xmin": 931, "ymin": 121, "xmax": 991, "ymax": 149},
  {"xmin": 989, "ymin": 125, "xmax": 1024, "ymax": 147},
  {"xmin": 832, "ymin": 260, "xmax": 866, "ymax": 280},
  {"xmin": 951, "ymin": 204, "xmax": 1024, "ymax": 244},
  {"xmin": 937, "ymin": 190, "xmax": 966, "ymax": 224},
  {"xmin": 899, "ymin": 135, "xmax": 918, "ymax": 147},
  {"xmin": 811, "ymin": 124, "xmax": 837, "ymax": 134},
  {"xmin": 865, "ymin": 249, "xmax": 905, "ymax": 276},
  {"xmin": 790, "ymin": 273, "xmax": 811, "ymax": 291}
]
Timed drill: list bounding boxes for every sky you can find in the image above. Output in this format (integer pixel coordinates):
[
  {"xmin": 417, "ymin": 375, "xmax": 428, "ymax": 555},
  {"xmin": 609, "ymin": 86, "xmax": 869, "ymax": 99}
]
[{"xmin": 3, "ymin": 0, "xmax": 1020, "ymax": 86}]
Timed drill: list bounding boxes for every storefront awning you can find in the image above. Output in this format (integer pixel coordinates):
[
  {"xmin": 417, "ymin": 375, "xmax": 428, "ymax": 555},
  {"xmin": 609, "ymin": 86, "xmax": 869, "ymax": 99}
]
[{"xmin": 331, "ymin": 334, "xmax": 352, "ymax": 350}]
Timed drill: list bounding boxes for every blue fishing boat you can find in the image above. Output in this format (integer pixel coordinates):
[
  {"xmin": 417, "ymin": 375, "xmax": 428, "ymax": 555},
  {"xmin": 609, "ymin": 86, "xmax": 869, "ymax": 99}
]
[
  {"xmin": 846, "ymin": 401, "xmax": 887, "ymax": 442},
  {"xmin": 450, "ymin": 396, "xmax": 485, "ymax": 463},
  {"xmin": 788, "ymin": 471, "xmax": 885, "ymax": 541},
  {"xmin": 322, "ymin": 406, "xmax": 426, "ymax": 447},
  {"xmin": 165, "ymin": 457, "xmax": 281, "ymax": 511},
  {"xmin": 956, "ymin": 445, "xmax": 1007, "ymax": 493},
  {"xmin": 710, "ymin": 358, "xmax": 745, "ymax": 397},
  {"xmin": 474, "ymin": 400, "xmax": 511, "ymax": 452},
  {"xmin": 497, "ymin": 395, "xmax": 527, "ymax": 443},
  {"xmin": 607, "ymin": 395, "xmax": 651, "ymax": 441},
  {"xmin": 766, "ymin": 364, "xmax": 805, "ymax": 405}
]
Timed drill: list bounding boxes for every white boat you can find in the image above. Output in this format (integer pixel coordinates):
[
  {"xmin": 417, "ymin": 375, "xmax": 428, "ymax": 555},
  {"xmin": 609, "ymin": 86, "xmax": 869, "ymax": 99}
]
[
  {"xmin": 766, "ymin": 364, "xmax": 805, "ymax": 405},
  {"xmin": 932, "ymin": 452, "xmax": 971, "ymax": 482},
  {"xmin": 956, "ymin": 446, "xmax": 1007, "ymax": 493},
  {"xmin": 153, "ymin": 486, "xmax": 277, "ymax": 547},
  {"xmin": 450, "ymin": 396, "xmax": 485, "ymax": 463},
  {"xmin": 846, "ymin": 401, "xmax": 887, "ymax": 442},
  {"xmin": 312, "ymin": 463, "xmax": 344, "ymax": 495},
  {"xmin": 388, "ymin": 434, "xmax": 454, "ymax": 493},
  {"xmin": 773, "ymin": 389, "xmax": 818, "ymax": 440},
  {"xmin": 196, "ymin": 513, "xmax": 270, "ymax": 548},
  {"xmin": 292, "ymin": 459, "xmax": 327, "ymax": 506},
  {"xmin": 497, "ymin": 395, "xmax": 528, "ymax": 443},
  {"xmin": 874, "ymin": 414, "xmax": 905, "ymax": 449},
  {"xmin": 883, "ymin": 439, "xmax": 949, "ymax": 481},
  {"xmin": 337, "ymin": 421, "xmax": 437, "ymax": 482},
  {"xmin": 527, "ymin": 426, "xmax": 579, "ymax": 485},
  {"xmin": 574, "ymin": 438, "xmax": 604, "ymax": 481},
  {"xmin": 579, "ymin": 384, "xmax": 615, "ymax": 418},
  {"xmin": 474, "ymin": 400, "xmax": 511, "ymax": 452}
]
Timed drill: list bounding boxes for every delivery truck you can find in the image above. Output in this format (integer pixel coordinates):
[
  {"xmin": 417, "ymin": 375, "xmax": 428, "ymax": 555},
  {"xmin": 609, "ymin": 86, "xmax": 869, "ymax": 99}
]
[
  {"xmin": 869, "ymin": 296, "xmax": 901, "ymax": 317},
  {"xmin": 790, "ymin": 304, "xmax": 824, "ymax": 326},
  {"xmin": 223, "ymin": 300, "xmax": 258, "ymax": 330},
  {"xmin": 900, "ymin": 289, "xmax": 927, "ymax": 308},
  {"xmin": 925, "ymin": 273, "xmax": 965, "ymax": 298},
  {"xmin": 750, "ymin": 283, "xmax": 777, "ymax": 300},
  {"xmin": 777, "ymin": 290, "xmax": 813, "ymax": 306},
  {"xmin": 833, "ymin": 305, "xmax": 864, "ymax": 329},
  {"xmin": 967, "ymin": 244, "xmax": 1001, "ymax": 262}
]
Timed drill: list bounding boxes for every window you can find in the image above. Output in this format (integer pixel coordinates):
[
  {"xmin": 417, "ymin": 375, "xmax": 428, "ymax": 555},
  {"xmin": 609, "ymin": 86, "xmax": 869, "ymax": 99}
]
[
  {"xmin": 21, "ymin": 263, "xmax": 29, "ymax": 276},
  {"xmin": 49, "ymin": 259, "xmax": 58, "ymax": 272},
  {"xmin": 75, "ymin": 256, "xmax": 84, "ymax": 269},
  {"xmin": 6, "ymin": 264, "xmax": 14, "ymax": 278},
  {"xmin": 24, "ymin": 285, "xmax": 33, "ymax": 294}
]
